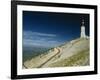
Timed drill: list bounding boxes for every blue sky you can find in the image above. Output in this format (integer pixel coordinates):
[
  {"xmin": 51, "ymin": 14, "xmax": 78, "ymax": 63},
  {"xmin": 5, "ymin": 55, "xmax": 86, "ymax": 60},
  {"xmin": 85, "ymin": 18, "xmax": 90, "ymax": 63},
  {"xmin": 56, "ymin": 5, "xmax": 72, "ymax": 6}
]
[{"xmin": 23, "ymin": 11, "xmax": 89, "ymax": 47}]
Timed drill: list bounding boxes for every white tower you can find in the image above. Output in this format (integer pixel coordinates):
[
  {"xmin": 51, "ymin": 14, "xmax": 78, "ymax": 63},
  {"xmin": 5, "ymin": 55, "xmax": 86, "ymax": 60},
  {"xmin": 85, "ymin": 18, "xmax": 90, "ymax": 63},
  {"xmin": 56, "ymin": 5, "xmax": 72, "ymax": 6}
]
[{"xmin": 80, "ymin": 19, "xmax": 86, "ymax": 38}]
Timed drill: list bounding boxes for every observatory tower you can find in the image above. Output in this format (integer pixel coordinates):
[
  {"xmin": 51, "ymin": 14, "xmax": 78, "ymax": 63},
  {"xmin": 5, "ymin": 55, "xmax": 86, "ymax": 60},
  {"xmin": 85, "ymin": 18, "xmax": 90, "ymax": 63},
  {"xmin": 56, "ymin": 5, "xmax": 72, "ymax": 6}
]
[{"xmin": 80, "ymin": 19, "xmax": 86, "ymax": 38}]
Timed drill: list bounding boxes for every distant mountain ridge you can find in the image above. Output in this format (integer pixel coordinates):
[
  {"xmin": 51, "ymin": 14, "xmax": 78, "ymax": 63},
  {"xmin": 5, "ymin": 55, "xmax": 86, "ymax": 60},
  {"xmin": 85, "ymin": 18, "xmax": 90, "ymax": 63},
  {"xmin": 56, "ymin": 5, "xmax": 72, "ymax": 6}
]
[{"xmin": 23, "ymin": 38, "xmax": 89, "ymax": 69}]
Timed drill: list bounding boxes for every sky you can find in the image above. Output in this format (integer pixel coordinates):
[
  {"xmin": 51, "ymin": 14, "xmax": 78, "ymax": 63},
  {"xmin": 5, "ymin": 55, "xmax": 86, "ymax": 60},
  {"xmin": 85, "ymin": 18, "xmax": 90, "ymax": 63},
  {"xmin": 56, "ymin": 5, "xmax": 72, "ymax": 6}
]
[{"xmin": 23, "ymin": 11, "xmax": 89, "ymax": 47}]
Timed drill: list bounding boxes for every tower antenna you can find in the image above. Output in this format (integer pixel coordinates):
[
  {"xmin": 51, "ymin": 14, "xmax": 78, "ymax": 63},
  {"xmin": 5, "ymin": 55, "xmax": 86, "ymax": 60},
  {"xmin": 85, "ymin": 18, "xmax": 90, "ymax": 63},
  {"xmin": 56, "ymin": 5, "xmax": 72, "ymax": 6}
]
[{"xmin": 82, "ymin": 19, "xmax": 84, "ymax": 25}]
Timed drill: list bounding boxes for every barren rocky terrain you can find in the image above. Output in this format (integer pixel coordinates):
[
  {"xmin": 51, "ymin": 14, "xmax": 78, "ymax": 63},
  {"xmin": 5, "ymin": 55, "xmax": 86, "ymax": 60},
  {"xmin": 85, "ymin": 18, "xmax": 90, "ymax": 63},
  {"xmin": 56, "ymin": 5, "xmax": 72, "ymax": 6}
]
[{"xmin": 23, "ymin": 38, "xmax": 89, "ymax": 69}]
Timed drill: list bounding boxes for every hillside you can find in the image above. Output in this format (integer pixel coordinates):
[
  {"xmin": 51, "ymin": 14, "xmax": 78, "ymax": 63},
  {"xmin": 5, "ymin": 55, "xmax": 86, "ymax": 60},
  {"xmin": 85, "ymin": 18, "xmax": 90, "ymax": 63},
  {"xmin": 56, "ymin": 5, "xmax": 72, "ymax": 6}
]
[{"xmin": 23, "ymin": 38, "xmax": 90, "ymax": 69}]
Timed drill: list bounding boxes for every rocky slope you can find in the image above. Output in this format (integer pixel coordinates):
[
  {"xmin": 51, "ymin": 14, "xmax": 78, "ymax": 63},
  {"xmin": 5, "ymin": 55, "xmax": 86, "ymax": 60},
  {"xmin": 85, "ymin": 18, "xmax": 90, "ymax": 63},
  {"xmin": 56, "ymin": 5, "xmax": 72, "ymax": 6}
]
[{"xmin": 23, "ymin": 38, "xmax": 89, "ymax": 69}]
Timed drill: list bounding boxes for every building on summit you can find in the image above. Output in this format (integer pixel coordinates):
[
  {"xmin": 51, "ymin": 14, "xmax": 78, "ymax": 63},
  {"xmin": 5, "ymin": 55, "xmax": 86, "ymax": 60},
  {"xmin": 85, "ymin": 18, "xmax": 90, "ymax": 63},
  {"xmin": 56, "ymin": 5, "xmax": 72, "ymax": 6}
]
[{"xmin": 80, "ymin": 19, "xmax": 89, "ymax": 39}]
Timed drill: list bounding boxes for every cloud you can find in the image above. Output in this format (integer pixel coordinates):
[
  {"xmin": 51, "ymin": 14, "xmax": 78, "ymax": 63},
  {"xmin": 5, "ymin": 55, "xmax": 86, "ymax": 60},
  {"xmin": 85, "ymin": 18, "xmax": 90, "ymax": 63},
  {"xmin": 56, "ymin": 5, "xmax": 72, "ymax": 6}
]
[
  {"xmin": 24, "ymin": 31, "xmax": 56, "ymax": 37},
  {"xmin": 23, "ymin": 31, "xmax": 61, "ymax": 47}
]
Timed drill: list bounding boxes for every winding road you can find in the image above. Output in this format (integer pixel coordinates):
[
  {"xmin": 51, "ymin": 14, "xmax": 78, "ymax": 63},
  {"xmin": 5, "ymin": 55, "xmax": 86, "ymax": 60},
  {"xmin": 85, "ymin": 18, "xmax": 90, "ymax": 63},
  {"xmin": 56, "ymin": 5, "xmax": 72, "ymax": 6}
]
[
  {"xmin": 24, "ymin": 47, "xmax": 61, "ymax": 68},
  {"xmin": 37, "ymin": 48, "xmax": 61, "ymax": 68}
]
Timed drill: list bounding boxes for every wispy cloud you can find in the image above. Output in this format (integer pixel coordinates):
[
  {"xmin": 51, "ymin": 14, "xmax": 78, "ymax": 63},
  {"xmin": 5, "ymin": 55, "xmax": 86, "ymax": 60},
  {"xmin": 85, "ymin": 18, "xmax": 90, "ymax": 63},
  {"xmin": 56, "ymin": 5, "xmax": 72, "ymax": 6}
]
[
  {"xmin": 24, "ymin": 31, "xmax": 56, "ymax": 37},
  {"xmin": 23, "ymin": 31, "xmax": 61, "ymax": 47}
]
